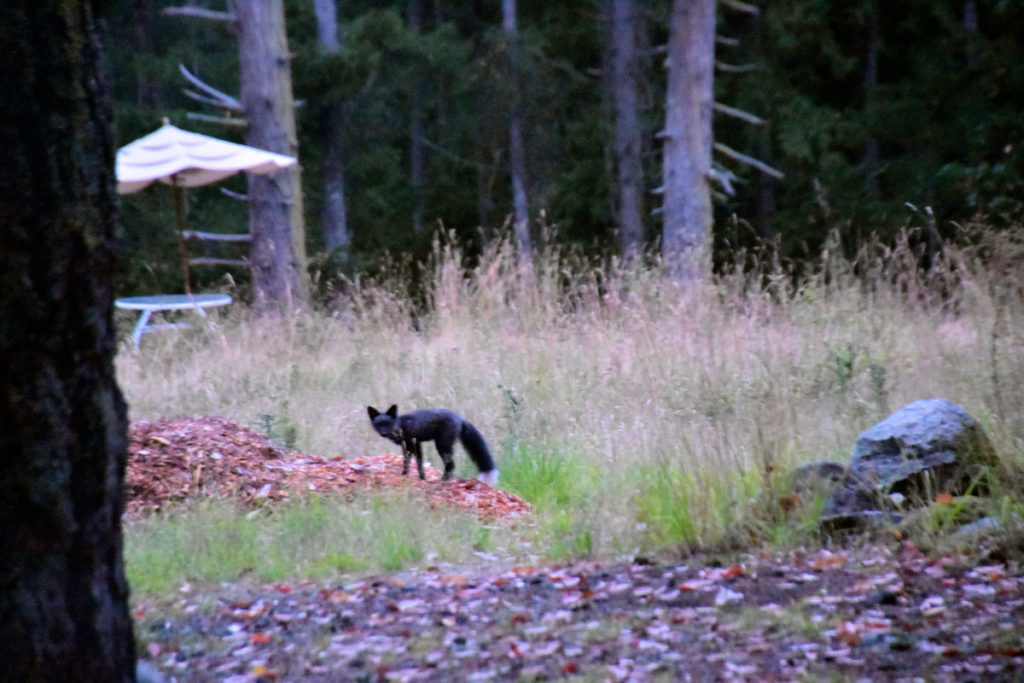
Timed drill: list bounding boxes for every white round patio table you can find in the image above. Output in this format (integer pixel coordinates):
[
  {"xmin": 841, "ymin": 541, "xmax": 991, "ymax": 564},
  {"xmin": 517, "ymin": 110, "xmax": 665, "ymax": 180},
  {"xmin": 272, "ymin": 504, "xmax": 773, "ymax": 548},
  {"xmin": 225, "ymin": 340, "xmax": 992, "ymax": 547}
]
[{"xmin": 115, "ymin": 293, "xmax": 232, "ymax": 349}]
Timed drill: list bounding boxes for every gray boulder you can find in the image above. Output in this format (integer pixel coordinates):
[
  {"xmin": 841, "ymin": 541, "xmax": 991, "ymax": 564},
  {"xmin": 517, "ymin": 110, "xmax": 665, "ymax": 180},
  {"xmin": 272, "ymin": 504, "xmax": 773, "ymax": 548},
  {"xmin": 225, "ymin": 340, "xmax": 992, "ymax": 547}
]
[{"xmin": 815, "ymin": 399, "xmax": 997, "ymax": 530}]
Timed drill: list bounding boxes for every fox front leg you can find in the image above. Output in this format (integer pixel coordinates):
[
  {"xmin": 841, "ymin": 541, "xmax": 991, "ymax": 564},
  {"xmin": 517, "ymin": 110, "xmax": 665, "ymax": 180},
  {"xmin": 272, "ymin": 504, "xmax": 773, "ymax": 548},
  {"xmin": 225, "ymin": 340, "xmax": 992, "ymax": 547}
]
[
  {"xmin": 401, "ymin": 437, "xmax": 414, "ymax": 476},
  {"xmin": 414, "ymin": 440, "xmax": 426, "ymax": 480}
]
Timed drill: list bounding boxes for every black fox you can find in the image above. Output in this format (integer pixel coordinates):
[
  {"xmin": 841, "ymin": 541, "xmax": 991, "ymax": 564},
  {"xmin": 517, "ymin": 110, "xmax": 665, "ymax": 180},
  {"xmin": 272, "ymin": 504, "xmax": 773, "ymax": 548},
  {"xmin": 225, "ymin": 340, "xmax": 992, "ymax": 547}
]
[{"xmin": 367, "ymin": 404, "xmax": 499, "ymax": 486}]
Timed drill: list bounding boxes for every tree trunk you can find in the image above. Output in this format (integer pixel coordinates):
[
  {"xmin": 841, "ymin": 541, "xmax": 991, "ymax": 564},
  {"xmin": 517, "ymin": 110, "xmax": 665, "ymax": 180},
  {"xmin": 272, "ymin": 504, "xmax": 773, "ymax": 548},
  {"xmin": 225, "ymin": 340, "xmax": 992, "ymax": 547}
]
[
  {"xmin": 409, "ymin": 0, "xmax": 427, "ymax": 235},
  {"xmin": 236, "ymin": 0, "xmax": 309, "ymax": 310},
  {"xmin": 610, "ymin": 0, "xmax": 645, "ymax": 265},
  {"xmin": 963, "ymin": 0, "xmax": 978, "ymax": 66},
  {"xmin": 468, "ymin": 4, "xmax": 497, "ymax": 232},
  {"xmin": 314, "ymin": 0, "xmax": 351, "ymax": 261},
  {"xmin": 132, "ymin": 0, "xmax": 161, "ymax": 108},
  {"xmin": 0, "ymin": 3, "xmax": 134, "ymax": 680},
  {"xmin": 662, "ymin": 0, "xmax": 715, "ymax": 282},
  {"xmin": 862, "ymin": 0, "xmax": 880, "ymax": 198},
  {"xmin": 503, "ymin": 0, "xmax": 532, "ymax": 265}
]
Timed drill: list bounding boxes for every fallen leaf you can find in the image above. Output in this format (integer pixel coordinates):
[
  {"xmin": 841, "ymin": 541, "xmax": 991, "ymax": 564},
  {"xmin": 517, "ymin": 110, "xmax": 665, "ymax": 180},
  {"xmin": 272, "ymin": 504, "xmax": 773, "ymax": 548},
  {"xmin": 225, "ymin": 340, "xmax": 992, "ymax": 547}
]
[{"xmin": 722, "ymin": 564, "xmax": 744, "ymax": 579}]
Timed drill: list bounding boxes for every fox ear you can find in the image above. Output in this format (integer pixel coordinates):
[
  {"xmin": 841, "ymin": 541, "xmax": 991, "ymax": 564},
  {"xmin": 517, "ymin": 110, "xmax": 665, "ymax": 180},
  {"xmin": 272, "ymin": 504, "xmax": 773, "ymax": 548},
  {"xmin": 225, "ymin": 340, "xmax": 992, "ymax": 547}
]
[
  {"xmin": 386, "ymin": 404, "xmax": 398, "ymax": 418},
  {"xmin": 367, "ymin": 406, "xmax": 379, "ymax": 420}
]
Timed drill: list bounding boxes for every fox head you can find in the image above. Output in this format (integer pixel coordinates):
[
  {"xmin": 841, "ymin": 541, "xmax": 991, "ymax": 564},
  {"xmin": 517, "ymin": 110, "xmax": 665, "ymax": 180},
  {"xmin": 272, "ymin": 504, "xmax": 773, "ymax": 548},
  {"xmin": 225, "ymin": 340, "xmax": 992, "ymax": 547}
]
[{"xmin": 367, "ymin": 404, "xmax": 402, "ymax": 443}]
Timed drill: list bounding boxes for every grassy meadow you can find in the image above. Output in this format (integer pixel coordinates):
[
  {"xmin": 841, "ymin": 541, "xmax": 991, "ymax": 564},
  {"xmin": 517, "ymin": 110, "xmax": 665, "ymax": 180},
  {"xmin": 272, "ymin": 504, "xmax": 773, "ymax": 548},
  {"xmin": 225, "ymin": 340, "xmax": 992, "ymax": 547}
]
[{"xmin": 117, "ymin": 232, "xmax": 1024, "ymax": 597}]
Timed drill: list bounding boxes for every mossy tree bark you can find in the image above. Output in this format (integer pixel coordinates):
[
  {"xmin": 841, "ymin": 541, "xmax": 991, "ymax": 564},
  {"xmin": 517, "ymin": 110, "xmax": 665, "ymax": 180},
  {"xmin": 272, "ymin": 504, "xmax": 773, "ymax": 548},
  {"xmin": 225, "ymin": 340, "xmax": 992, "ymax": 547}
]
[{"xmin": 0, "ymin": 2, "xmax": 135, "ymax": 679}]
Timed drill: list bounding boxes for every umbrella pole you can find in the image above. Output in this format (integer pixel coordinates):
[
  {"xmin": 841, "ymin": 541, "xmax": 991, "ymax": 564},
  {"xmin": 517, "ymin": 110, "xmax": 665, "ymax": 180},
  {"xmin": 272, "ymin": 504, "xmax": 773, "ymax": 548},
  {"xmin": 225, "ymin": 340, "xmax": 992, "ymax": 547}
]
[{"xmin": 170, "ymin": 178, "xmax": 192, "ymax": 295}]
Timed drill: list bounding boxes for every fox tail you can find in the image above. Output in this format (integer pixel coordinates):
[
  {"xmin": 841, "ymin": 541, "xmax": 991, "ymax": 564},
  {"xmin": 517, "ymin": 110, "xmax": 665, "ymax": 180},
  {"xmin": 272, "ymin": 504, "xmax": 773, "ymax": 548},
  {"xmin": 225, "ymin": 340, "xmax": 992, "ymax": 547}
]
[{"xmin": 459, "ymin": 421, "xmax": 499, "ymax": 486}]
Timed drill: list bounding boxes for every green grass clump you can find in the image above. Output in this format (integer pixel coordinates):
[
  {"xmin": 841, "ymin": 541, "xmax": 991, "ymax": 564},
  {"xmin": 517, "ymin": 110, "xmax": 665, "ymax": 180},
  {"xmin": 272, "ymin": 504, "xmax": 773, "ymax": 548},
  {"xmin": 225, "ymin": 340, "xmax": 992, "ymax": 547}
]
[{"xmin": 499, "ymin": 446, "xmax": 596, "ymax": 509}]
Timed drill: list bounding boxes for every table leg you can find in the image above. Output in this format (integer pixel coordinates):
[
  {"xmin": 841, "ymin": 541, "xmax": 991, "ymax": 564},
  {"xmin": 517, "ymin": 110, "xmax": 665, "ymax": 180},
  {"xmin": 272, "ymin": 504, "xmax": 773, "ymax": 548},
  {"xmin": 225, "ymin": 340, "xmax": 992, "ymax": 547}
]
[{"xmin": 131, "ymin": 309, "xmax": 154, "ymax": 350}]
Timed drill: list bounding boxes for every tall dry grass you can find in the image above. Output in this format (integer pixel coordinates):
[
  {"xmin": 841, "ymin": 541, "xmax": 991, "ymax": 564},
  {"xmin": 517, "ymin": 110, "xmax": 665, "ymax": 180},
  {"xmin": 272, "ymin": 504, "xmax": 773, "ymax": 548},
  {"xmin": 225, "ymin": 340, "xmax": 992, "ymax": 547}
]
[{"xmin": 116, "ymin": 229, "xmax": 1024, "ymax": 561}]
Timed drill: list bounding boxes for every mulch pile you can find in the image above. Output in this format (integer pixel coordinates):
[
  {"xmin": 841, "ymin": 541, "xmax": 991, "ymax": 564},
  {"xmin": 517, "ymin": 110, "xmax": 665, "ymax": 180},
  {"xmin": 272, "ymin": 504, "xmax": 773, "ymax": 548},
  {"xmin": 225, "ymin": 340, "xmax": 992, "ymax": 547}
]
[{"xmin": 125, "ymin": 415, "xmax": 530, "ymax": 522}]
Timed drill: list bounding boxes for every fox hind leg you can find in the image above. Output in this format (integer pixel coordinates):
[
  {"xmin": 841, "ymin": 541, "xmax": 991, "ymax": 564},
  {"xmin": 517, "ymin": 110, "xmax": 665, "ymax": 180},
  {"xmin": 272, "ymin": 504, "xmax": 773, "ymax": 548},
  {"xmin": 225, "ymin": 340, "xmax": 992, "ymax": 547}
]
[
  {"xmin": 434, "ymin": 423, "xmax": 458, "ymax": 483},
  {"xmin": 435, "ymin": 428, "xmax": 457, "ymax": 481},
  {"xmin": 438, "ymin": 447, "xmax": 455, "ymax": 480}
]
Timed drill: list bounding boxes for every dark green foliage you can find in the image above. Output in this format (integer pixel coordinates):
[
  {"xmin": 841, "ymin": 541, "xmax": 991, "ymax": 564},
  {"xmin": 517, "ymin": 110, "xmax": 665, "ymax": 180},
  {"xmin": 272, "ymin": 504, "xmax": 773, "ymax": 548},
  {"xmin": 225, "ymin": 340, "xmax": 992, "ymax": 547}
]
[{"xmin": 105, "ymin": 0, "xmax": 1024, "ymax": 296}]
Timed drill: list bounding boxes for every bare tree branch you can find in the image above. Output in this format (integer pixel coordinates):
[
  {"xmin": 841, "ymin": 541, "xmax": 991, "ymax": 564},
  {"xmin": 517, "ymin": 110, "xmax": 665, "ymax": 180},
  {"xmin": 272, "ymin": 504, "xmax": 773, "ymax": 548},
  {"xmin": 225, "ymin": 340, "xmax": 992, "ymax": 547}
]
[
  {"xmin": 718, "ymin": 0, "xmax": 760, "ymax": 16},
  {"xmin": 713, "ymin": 101, "xmax": 766, "ymax": 125},
  {"xmin": 179, "ymin": 64, "xmax": 241, "ymax": 109},
  {"xmin": 188, "ymin": 257, "xmax": 249, "ymax": 267},
  {"xmin": 715, "ymin": 35, "xmax": 740, "ymax": 47},
  {"xmin": 714, "ymin": 142, "xmax": 784, "ymax": 179},
  {"xmin": 220, "ymin": 187, "xmax": 248, "ymax": 201},
  {"xmin": 183, "ymin": 230, "xmax": 252, "ymax": 243},
  {"xmin": 418, "ymin": 136, "xmax": 491, "ymax": 171},
  {"xmin": 184, "ymin": 112, "xmax": 247, "ymax": 127},
  {"xmin": 715, "ymin": 61, "xmax": 759, "ymax": 73},
  {"xmin": 163, "ymin": 5, "xmax": 235, "ymax": 22},
  {"xmin": 183, "ymin": 89, "xmax": 240, "ymax": 110},
  {"xmin": 708, "ymin": 168, "xmax": 736, "ymax": 195}
]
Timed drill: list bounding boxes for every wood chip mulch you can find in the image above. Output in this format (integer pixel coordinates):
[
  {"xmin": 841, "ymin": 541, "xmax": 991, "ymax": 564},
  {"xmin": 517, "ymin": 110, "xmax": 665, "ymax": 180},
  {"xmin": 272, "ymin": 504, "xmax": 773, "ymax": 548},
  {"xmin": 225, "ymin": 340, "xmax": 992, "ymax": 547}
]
[{"xmin": 124, "ymin": 415, "xmax": 530, "ymax": 522}]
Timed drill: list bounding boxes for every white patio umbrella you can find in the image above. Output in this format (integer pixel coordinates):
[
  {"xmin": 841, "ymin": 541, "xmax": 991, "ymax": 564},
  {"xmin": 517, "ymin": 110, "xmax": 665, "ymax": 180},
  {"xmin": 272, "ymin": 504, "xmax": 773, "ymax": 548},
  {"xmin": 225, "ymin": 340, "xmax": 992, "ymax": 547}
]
[{"xmin": 116, "ymin": 118, "xmax": 296, "ymax": 293}]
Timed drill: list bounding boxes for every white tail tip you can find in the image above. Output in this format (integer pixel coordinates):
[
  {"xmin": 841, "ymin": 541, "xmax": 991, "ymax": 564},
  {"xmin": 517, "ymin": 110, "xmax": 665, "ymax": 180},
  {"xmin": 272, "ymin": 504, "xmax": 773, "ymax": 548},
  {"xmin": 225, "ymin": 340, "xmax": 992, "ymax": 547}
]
[{"xmin": 478, "ymin": 469, "xmax": 499, "ymax": 487}]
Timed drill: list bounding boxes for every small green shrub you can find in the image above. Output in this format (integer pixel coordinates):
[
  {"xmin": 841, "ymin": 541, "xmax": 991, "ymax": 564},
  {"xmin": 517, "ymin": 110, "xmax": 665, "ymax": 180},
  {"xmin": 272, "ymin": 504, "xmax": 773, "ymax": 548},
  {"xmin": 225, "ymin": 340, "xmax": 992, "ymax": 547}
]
[
  {"xmin": 499, "ymin": 446, "xmax": 595, "ymax": 509},
  {"xmin": 634, "ymin": 466, "xmax": 700, "ymax": 549}
]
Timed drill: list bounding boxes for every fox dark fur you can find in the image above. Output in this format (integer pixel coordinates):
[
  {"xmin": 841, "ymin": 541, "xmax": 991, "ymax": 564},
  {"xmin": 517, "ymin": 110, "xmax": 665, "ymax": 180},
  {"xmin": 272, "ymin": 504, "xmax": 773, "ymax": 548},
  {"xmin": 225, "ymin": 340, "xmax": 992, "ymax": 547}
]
[{"xmin": 367, "ymin": 404, "xmax": 499, "ymax": 485}]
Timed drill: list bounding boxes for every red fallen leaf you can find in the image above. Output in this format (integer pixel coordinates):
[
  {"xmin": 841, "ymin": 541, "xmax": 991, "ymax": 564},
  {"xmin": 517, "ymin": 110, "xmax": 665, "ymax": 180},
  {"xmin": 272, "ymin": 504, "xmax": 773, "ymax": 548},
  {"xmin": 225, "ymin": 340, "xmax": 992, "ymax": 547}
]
[
  {"xmin": 837, "ymin": 622, "xmax": 862, "ymax": 646},
  {"xmin": 722, "ymin": 564, "xmax": 744, "ymax": 579},
  {"xmin": 493, "ymin": 578, "xmax": 509, "ymax": 586},
  {"xmin": 561, "ymin": 662, "xmax": 579, "ymax": 674},
  {"xmin": 133, "ymin": 608, "xmax": 146, "ymax": 619},
  {"xmin": 811, "ymin": 552, "xmax": 846, "ymax": 570},
  {"xmin": 511, "ymin": 566, "xmax": 537, "ymax": 577},
  {"xmin": 250, "ymin": 633, "xmax": 271, "ymax": 644},
  {"xmin": 936, "ymin": 492, "xmax": 955, "ymax": 505},
  {"xmin": 510, "ymin": 614, "xmax": 528, "ymax": 624},
  {"xmin": 273, "ymin": 584, "xmax": 292, "ymax": 594},
  {"xmin": 581, "ymin": 589, "xmax": 596, "ymax": 599}
]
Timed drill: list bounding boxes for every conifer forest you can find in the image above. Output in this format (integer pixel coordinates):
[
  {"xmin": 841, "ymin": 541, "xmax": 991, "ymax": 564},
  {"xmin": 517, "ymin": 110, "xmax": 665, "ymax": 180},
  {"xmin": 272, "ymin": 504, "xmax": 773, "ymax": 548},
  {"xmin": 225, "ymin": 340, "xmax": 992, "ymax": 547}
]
[{"xmin": 109, "ymin": 1, "xmax": 1024, "ymax": 295}]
